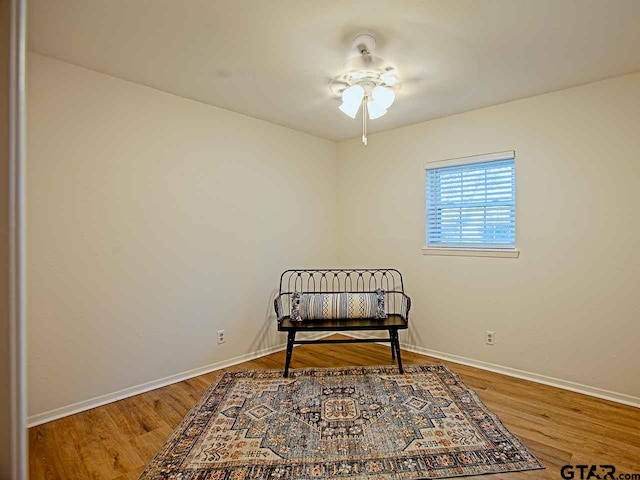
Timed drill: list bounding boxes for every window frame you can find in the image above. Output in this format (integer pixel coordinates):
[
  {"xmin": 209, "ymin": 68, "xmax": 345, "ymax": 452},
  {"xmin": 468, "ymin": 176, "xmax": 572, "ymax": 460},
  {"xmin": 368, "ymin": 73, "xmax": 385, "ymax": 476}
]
[{"xmin": 422, "ymin": 150, "xmax": 520, "ymax": 258}]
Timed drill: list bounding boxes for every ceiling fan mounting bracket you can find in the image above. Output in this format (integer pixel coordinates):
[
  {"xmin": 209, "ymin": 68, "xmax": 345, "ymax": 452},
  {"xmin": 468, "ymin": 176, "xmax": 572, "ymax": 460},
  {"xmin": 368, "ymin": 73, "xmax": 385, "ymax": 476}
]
[{"xmin": 351, "ymin": 34, "xmax": 377, "ymax": 58}]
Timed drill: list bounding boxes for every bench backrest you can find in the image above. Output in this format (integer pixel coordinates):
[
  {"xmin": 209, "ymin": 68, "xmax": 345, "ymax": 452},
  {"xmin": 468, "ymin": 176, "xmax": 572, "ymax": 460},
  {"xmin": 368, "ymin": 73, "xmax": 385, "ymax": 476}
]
[{"xmin": 278, "ymin": 269, "xmax": 407, "ymax": 318}]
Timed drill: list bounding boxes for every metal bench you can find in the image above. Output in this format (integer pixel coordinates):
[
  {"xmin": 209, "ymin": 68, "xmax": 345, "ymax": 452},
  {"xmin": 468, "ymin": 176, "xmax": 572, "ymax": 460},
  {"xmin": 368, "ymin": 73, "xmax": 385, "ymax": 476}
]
[{"xmin": 274, "ymin": 269, "xmax": 411, "ymax": 377}]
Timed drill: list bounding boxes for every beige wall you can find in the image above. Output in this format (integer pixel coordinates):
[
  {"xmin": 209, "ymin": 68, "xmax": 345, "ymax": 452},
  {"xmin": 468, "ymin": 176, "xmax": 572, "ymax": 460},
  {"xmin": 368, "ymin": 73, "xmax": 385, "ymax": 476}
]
[
  {"xmin": 27, "ymin": 53, "xmax": 339, "ymax": 418},
  {"xmin": 28, "ymin": 51, "xmax": 640, "ymax": 421},
  {"xmin": 0, "ymin": 0, "xmax": 12, "ymax": 473},
  {"xmin": 337, "ymin": 72, "xmax": 640, "ymax": 399}
]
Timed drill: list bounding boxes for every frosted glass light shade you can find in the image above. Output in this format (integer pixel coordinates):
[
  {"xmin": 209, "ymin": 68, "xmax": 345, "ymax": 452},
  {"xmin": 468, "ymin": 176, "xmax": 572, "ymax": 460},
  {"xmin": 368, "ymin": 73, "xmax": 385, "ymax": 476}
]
[
  {"xmin": 338, "ymin": 85, "xmax": 365, "ymax": 118},
  {"xmin": 380, "ymin": 72, "xmax": 398, "ymax": 86},
  {"xmin": 367, "ymin": 100, "xmax": 387, "ymax": 119},
  {"xmin": 371, "ymin": 86, "xmax": 395, "ymax": 109}
]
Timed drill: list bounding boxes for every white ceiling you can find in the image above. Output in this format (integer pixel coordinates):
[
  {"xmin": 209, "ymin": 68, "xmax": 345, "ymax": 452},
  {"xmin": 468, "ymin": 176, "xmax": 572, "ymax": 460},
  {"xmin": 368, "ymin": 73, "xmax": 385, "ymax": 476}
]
[{"xmin": 29, "ymin": 0, "xmax": 640, "ymax": 141}]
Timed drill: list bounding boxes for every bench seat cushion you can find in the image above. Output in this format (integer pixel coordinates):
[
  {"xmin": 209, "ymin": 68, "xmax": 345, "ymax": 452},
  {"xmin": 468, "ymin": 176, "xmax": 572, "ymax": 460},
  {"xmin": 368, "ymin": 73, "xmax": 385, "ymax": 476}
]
[
  {"xmin": 291, "ymin": 291, "xmax": 386, "ymax": 321},
  {"xmin": 278, "ymin": 314, "xmax": 408, "ymax": 332}
]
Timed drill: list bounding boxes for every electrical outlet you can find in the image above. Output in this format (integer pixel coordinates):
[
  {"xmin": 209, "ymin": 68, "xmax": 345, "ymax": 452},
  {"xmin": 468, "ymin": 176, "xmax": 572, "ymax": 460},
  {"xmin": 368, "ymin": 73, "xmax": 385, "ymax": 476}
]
[
  {"xmin": 217, "ymin": 329, "xmax": 226, "ymax": 345},
  {"xmin": 485, "ymin": 330, "xmax": 495, "ymax": 346}
]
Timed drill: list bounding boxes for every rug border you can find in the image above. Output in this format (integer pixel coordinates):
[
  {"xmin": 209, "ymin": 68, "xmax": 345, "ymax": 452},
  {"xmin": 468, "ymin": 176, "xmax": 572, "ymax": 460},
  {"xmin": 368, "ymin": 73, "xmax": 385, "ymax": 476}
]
[
  {"xmin": 427, "ymin": 365, "xmax": 545, "ymax": 473},
  {"xmin": 138, "ymin": 364, "xmax": 545, "ymax": 479}
]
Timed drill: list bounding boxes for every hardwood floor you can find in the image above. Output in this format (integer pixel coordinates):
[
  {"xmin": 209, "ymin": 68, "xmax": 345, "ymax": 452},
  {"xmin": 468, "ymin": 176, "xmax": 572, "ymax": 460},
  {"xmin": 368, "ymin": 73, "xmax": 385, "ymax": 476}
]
[{"xmin": 29, "ymin": 335, "xmax": 640, "ymax": 479}]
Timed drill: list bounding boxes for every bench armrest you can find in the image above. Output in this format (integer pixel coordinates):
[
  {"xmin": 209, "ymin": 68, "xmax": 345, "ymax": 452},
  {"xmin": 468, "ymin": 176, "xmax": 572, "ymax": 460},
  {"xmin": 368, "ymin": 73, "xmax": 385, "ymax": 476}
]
[{"xmin": 400, "ymin": 293, "xmax": 412, "ymax": 322}]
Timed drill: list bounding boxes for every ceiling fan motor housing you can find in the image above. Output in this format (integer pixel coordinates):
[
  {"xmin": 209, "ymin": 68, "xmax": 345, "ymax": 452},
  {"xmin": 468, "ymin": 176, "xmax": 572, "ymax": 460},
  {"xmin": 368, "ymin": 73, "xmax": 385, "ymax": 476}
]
[{"xmin": 333, "ymin": 34, "xmax": 398, "ymax": 96}]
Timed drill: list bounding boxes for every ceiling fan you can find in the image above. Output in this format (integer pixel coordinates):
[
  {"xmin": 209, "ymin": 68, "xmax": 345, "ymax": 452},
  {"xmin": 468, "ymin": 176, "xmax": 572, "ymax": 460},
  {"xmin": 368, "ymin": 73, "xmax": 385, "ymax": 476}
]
[{"xmin": 331, "ymin": 34, "xmax": 400, "ymax": 146}]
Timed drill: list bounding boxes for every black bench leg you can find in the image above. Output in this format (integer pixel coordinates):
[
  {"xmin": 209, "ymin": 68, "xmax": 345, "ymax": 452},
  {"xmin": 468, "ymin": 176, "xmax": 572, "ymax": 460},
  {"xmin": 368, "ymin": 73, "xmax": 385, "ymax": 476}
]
[
  {"xmin": 284, "ymin": 330, "xmax": 296, "ymax": 378},
  {"xmin": 392, "ymin": 329, "xmax": 404, "ymax": 373},
  {"xmin": 389, "ymin": 329, "xmax": 395, "ymax": 360}
]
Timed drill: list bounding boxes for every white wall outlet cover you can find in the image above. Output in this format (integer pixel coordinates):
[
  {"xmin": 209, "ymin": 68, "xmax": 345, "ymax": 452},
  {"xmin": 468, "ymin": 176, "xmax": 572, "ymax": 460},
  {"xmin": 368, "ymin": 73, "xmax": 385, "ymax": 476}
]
[{"xmin": 486, "ymin": 331, "xmax": 495, "ymax": 345}]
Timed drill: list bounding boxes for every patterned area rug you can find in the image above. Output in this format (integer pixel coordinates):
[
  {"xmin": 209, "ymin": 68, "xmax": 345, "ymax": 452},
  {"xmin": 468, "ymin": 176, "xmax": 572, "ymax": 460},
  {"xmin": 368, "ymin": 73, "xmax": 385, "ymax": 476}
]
[{"xmin": 139, "ymin": 365, "xmax": 543, "ymax": 479}]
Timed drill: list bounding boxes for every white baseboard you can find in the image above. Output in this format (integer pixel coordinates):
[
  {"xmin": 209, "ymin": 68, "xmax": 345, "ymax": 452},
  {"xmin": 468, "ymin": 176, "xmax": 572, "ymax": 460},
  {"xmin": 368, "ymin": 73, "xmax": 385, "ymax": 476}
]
[
  {"xmin": 29, "ymin": 331, "xmax": 639, "ymax": 427},
  {"xmin": 27, "ymin": 332, "xmax": 331, "ymax": 427},
  {"xmin": 344, "ymin": 332, "xmax": 640, "ymax": 409}
]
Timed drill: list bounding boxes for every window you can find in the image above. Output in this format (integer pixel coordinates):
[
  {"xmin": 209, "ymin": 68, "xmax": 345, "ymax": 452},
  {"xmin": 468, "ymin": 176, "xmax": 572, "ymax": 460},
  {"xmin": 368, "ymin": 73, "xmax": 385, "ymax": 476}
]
[{"xmin": 424, "ymin": 151, "xmax": 518, "ymax": 258}]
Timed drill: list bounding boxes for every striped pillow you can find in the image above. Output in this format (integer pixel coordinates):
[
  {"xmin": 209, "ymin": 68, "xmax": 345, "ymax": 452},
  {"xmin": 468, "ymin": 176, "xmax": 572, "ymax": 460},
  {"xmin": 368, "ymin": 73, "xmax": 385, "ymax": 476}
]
[{"xmin": 290, "ymin": 290, "xmax": 387, "ymax": 321}]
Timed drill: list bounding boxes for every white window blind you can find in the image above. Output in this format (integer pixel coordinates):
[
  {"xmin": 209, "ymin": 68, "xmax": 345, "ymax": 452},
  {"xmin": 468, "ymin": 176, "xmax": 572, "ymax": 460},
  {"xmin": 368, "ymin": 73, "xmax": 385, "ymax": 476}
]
[{"xmin": 426, "ymin": 156, "xmax": 515, "ymax": 249}]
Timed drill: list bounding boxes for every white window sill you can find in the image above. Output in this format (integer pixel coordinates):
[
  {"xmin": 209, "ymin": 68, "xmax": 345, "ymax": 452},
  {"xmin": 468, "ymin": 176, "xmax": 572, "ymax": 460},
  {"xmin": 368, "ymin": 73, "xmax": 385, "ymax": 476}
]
[{"xmin": 421, "ymin": 247, "xmax": 520, "ymax": 258}]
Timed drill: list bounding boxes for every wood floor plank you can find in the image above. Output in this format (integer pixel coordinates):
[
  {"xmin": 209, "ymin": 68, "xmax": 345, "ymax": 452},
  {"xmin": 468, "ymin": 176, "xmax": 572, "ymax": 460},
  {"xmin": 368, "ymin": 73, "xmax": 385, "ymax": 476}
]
[
  {"xmin": 29, "ymin": 422, "xmax": 80, "ymax": 480},
  {"xmin": 103, "ymin": 396, "xmax": 165, "ymax": 440},
  {"xmin": 57, "ymin": 404, "xmax": 144, "ymax": 478},
  {"xmin": 29, "ymin": 334, "xmax": 640, "ymax": 480}
]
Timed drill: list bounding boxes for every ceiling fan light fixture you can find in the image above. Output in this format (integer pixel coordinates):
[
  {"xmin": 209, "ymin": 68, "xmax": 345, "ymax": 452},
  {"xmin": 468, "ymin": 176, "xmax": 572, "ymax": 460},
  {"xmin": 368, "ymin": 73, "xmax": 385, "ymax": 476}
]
[
  {"xmin": 380, "ymin": 71, "xmax": 398, "ymax": 86},
  {"xmin": 367, "ymin": 100, "xmax": 387, "ymax": 120},
  {"xmin": 338, "ymin": 103, "xmax": 359, "ymax": 119},
  {"xmin": 338, "ymin": 85, "xmax": 365, "ymax": 118},
  {"xmin": 371, "ymin": 85, "xmax": 395, "ymax": 109},
  {"xmin": 331, "ymin": 34, "xmax": 400, "ymax": 145}
]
